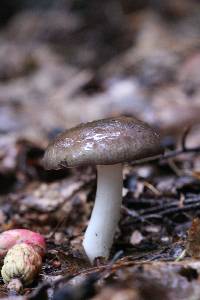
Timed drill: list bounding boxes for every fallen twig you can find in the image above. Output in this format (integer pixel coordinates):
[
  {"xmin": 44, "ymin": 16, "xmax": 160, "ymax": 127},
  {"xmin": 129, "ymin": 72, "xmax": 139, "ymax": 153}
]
[
  {"xmin": 29, "ymin": 250, "xmax": 123, "ymax": 300},
  {"xmin": 131, "ymin": 126, "xmax": 200, "ymax": 166}
]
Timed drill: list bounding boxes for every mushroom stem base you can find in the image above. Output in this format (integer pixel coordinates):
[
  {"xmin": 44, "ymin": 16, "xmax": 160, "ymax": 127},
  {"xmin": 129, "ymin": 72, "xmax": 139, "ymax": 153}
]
[{"xmin": 83, "ymin": 163, "xmax": 123, "ymax": 263}]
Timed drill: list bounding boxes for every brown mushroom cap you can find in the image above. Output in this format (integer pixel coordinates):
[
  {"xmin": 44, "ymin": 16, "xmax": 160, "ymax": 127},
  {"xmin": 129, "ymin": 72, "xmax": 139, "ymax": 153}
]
[{"xmin": 43, "ymin": 116, "xmax": 163, "ymax": 169}]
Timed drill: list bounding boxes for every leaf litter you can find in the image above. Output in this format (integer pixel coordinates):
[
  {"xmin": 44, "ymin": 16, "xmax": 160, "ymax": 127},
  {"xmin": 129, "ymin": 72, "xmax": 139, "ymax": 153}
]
[{"xmin": 1, "ymin": 1, "xmax": 200, "ymax": 299}]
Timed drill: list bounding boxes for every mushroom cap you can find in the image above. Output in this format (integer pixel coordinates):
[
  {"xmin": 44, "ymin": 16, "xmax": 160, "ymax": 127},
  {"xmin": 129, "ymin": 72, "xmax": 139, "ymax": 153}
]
[{"xmin": 43, "ymin": 116, "xmax": 163, "ymax": 169}]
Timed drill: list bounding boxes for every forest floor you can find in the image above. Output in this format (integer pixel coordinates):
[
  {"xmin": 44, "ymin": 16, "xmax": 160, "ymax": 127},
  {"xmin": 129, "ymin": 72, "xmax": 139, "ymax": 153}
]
[{"xmin": 1, "ymin": 2, "xmax": 200, "ymax": 299}]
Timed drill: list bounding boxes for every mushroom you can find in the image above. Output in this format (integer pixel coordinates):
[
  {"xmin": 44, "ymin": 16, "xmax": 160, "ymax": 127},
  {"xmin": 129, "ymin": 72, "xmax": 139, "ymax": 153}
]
[{"xmin": 43, "ymin": 116, "xmax": 163, "ymax": 263}]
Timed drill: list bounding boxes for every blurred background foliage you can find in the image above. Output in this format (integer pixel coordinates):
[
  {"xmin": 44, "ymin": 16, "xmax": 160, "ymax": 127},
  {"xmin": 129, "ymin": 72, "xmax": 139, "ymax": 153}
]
[{"xmin": 0, "ymin": 0, "xmax": 200, "ymax": 144}]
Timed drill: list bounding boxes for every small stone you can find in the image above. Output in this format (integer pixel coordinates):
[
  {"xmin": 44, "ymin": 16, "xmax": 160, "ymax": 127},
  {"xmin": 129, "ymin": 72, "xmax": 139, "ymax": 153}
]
[
  {"xmin": 136, "ymin": 166, "xmax": 153, "ymax": 179},
  {"xmin": 130, "ymin": 230, "xmax": 144, "ymax": 245},
  {"xmin": 52, "ymin": 260, "xmax": 61, "ymax": 268},
  {"xmin": 145, "ymin": 225, "xmax": 161, "ymax": 233},
  {"xmin": 7, "ymin": 278, "xmax": 23, "ymax": 294},
  {"xmin": 161, "ymin": 236, "xmax": 170, "ymax": 243}
]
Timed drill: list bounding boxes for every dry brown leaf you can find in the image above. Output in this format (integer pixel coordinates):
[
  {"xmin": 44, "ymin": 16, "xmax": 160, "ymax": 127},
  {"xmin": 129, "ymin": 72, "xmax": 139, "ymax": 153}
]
[{"xmin": 186, "ymin": 218, "xmax": 200, "ymax": 258}]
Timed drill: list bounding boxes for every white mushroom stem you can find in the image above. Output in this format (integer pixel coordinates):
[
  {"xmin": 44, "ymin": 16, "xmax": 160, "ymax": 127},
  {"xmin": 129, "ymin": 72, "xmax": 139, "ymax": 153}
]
[{"xmin": 83, "ymin": 163, "xmax": 123, "ymax": 263}]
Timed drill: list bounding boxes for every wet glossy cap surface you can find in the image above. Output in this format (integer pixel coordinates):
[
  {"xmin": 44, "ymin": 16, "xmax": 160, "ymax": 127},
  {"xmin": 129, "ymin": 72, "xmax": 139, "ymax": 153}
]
[{"xmin": 43, "ymin": 116, "xmax": 163, "ymax": 169}]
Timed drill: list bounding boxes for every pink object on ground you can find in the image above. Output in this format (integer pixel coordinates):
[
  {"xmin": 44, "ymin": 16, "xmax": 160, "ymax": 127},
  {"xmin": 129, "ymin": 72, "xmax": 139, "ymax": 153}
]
[{"xmin": 0, "ymin": 229, "xmax": 46, "ymax": 258}]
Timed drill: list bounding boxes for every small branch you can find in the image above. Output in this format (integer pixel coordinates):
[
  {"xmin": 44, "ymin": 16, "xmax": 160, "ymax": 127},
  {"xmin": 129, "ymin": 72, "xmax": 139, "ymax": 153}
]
[
  {"xmin": 181, "ymin": 126, "xmax": 191, "ymax": 151},
  {"xmin": 123, "ymin": 195, "xmax": 200, "ymax": 224},
  {"xmin": 29, "ymin": 250, "xmax": 123, "ymax": 300},
  {"xmin": 160, "ymin": 146, "xmax": 200, "ymax": 161},
  {"xmin": 140, "ymin": 196, "xmax": 200, "ymax": 216},
  {"xmin": 160, "ymin": 202, "xmax": 200, "ymax": 217},
  {"xmin": 131, "ymin": 125, "xmax": 200, "ymax": 166},
  {"xmin": 132, "ymin": 145, "xmax": 200, "ymax": 166}
]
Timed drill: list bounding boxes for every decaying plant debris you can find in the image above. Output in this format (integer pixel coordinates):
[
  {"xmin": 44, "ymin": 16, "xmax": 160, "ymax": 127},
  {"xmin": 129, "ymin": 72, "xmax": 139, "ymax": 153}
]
[{"xmin": 1, "ymin": 1, "xmax": 200, "ymax": 299}]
